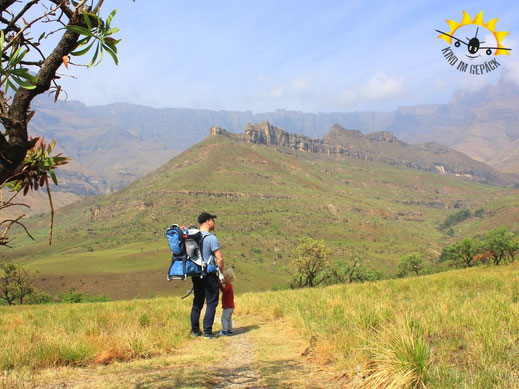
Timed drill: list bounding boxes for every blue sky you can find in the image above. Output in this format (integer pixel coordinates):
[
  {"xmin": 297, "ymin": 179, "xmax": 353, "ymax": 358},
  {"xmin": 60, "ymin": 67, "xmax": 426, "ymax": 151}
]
[{"xmin": 53, "ymin": 0, "xmax": 519, "ymax": 113}]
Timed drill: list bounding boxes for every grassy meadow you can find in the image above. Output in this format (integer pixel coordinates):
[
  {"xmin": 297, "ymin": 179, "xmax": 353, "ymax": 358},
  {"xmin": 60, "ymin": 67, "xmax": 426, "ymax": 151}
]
[
  {"xmin": 1, "ymin": 263, "xmax": 519, "ymax": 388},
  {"xmin": 4, "ymin": 134, "xmax": 519, "ymax": 299}
]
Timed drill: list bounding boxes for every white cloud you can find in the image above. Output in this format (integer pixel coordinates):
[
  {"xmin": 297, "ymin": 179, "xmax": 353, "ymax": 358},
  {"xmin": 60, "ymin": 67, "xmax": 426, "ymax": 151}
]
[
  {"xmin": 435, "ymin": 77, "xmax": 448, "ymax": 90},
  {"xmin": 265, "ymin": 77, "xmax": 312, "ymax": 99},
  {"xmin": 360, "ymin": 73, "xmax": 409, "ymax": 101},
  {"xmin": 248, "ymin": 72, "xmax": 413, "ymax": 112},
  {"xmin": 453, "ymin": 73, "xmax": 493, "ymax": 91}
]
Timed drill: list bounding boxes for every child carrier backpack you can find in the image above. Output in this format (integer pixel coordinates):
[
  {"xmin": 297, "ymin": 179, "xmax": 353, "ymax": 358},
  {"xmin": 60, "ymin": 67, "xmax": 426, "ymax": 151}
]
[{"xmin": 166, "ymin": 224, "xmax": 208, "ymax": 281}]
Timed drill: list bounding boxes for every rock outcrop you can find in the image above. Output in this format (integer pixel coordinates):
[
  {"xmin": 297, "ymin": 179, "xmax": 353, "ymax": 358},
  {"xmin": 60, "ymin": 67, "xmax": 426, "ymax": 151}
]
[{"xmin": 209, "ymin": 121, "xmax": 519, "ymax": 186}]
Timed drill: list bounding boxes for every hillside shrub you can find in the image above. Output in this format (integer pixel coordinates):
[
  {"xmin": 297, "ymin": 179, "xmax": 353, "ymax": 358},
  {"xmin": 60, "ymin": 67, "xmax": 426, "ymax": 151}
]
[
  {"xmin": 0, "ymin": 261, "xmax": 35, "ymax": 305},
  {"xmin": 398, "ymin": 253, "xmax": 425, "ymax": 277},
  {"xmin": 289, "ymin": 238, "xmax": 332, "ymax": 288},
  {"xmin": 325, "ymin": 254, "xmax": 383, "ymax": 284},
  {"xmin": 441, "ymin": 237, "xmax": 482, "ymax": 268},
  {"xmin": 56, "ymin": 288, "xmax": 111, "ymax": 304},
  {"xmin": 440, "ymin": 209, "xmax": 471, "ymax": 230},
  {"xmin": 483, "ymin": 227, "xmax": 519, "ymax": 265},
  {"xmin": 440, "ymin": 227, "xmax": 519, "ymax": 268}
]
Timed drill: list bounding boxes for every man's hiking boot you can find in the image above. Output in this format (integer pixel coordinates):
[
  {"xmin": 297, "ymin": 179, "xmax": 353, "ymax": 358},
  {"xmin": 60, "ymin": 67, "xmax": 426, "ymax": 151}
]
[
  {"xmin": 190, "ymin": 330, "xmax": 203, "ymax": 338},
  {"xmin": 203, "ymin": 332, "xmax": 219, "ymax": 339}
]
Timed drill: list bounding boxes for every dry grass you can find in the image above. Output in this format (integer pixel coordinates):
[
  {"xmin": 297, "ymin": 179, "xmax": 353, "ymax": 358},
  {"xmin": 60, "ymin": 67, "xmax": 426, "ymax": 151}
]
[
  {"xmin": 2, "ymin": 264, "xmax": 519, "ymax": 388},
  {"xmin": 0, "ymin": 298, "xmax": 191, "ymax": 372},
  {"xmin": 238, "ymin": 262, "xmax": 519, "ymax": 388}
]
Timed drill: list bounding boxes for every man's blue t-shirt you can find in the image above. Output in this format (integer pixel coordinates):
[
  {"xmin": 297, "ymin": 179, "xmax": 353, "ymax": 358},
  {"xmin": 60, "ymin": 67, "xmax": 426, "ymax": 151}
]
[{"xmin": 201, "ymin": 232, "xmax": 220, "ymax": 264}]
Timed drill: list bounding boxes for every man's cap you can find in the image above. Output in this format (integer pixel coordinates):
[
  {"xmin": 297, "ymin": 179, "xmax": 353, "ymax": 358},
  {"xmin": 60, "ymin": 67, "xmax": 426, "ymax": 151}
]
[{"xmin": 198, "ymin": 212, "xmax": 217, "ymax": 224}]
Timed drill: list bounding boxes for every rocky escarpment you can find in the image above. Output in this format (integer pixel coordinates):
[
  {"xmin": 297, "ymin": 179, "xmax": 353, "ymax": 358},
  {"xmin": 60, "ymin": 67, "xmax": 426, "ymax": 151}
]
[{"xmin": 209, "ymin": 122, "xmax": 519, "ymax": 187}]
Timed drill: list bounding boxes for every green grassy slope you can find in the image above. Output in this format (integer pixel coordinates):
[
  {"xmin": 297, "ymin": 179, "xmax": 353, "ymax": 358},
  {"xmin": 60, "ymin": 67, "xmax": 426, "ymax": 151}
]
[
  {"xmin": 240, "ymin": 262, "xmax": 519, "ymax": 388},
  {"xmin": 4, "ymin": 133, "xmax": 519, "ymax": 299},
  {"xmin": 2, "ymin": 263, "xmax": 518, "ymax": 388}
]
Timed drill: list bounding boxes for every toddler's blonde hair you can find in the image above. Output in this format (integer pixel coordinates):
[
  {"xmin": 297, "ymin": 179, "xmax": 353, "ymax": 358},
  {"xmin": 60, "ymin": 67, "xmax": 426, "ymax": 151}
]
[{"xmin": 223, "ymin": 269, "xmax": 235, "ymax": 283}]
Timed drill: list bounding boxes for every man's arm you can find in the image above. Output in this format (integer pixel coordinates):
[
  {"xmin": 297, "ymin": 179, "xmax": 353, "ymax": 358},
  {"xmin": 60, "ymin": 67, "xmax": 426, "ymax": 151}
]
[{"xmin": 214, "ymin": 249, "xmax": 224, "ymax": 271}]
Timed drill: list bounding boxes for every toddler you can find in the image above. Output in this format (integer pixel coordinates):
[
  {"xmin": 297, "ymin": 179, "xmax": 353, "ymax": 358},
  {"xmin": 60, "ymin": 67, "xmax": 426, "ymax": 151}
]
[{"xmin": 219, "ymin": 269, "xmax": 235, "ymax": 336}]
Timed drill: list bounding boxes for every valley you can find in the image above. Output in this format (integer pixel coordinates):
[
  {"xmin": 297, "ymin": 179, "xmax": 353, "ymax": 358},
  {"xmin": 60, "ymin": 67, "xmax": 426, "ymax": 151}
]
[{"xmin": 4, "ymin": 128, "xmax": 519, "ymax": 299}]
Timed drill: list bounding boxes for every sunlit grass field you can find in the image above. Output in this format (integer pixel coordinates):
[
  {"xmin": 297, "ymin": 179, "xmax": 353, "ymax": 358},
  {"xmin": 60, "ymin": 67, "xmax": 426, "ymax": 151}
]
[
  {"xmin": 2, "ymin": 263, "xmax": 518, "ymax": 388},
  {"xmin": 240, "ymin": 262, "xmax": 519, "ymax": 388}
]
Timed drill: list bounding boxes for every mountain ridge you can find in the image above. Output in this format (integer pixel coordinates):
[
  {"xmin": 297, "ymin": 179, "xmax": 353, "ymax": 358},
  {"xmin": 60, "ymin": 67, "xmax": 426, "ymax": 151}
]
[
  {"xmin": 209, "ymin": 121, "xmax": 518, "ymax": 186},
  {"xmin": 29, "ymin": 80, "xmax": 519, "ymax": 196}
]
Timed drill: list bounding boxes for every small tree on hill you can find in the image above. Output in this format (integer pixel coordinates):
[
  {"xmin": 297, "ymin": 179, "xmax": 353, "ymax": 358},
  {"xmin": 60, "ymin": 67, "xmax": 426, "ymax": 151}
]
[
  {"xmin": 441, "ymin": 237, "xmax": 482, "ymax": 268},
  {"xmin": 398, "ymin": 252, "xmax": 425, "ymax": 277},
  {"xmin": 483, "ymin": 227, "xmax": 519, "ymax": 265},
  {"xmin": 289, "ymin": 238, "xmax": 331, "ymax": 288},
  {"xmin": 0, "ymin": 1, "xmax": 123, "ymax": 246},
  {"xmin": 0, "ymin": 260, "xmax": 35, "ymax": 305},
  {"xmin": 326, "ymin": 253, "xmax": 382, "ymax": 284}
]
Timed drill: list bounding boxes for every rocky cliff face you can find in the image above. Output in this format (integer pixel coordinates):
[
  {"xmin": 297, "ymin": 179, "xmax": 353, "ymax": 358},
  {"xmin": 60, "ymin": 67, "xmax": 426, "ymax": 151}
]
[
  {"xmin": 238, "ymin": 122, "xmax": 407, "ymax": 158},
  {"xmin": 244, "ymin": 122, "xmax": 329, "ymax": 153},
  {"xmin": 209, "ymin": 121, "xmax": 518, "ymax": 186}
]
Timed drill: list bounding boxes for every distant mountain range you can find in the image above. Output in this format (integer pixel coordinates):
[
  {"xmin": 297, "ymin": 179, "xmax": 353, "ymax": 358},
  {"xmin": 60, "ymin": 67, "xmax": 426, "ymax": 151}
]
[{"xmin": 30, "ymin": 79, "xmax": 519, "ymax": 196}]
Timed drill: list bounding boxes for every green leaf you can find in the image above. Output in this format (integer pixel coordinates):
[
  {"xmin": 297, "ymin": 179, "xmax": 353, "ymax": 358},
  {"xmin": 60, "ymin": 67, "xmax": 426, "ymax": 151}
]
[
  {"xmin": 88, "ymin": 44, "xmax": 100, "ymax": 67},
  {"xmin": 13, "ymin": 77, "xmax": 36, "ymax": 90},
  {"xmin": 9, "ymin": 47, "xmax": 22, "ymax": 66},
  {"xmin": 83, "ymin": 13, "xmax": 92, "ymax": 30},
  {"xmin": 76, "ymin": 36, "xmax": 91, "ymax": 46},
  {"xmin": 105, "ymin": 28, "xmax": 120, "ymax": 36},
  {"xmin": 16, "ymin": 71, "xmax": 37, "ymax": 83},
  {"xmin": 106, "ymin": 9, "xmax": 118, "ymax": 29},
  {"xmin": 66, "ymin": 25, "xmax": 93, "ymax": 37},
  {"xmin": 71, "ymin": 41, "xmax": 95, "ymax": 56},
  {"xmin": 102, "ymin": 43, "xmax": 118, "ymax": 65},
  {"xmin": 49, "ymin": 170, "xmax": 58, "ymax": 186},
  {"xmin": 5, "ymin": 78, "xmax": 16, "ymax": 93},
  {"xmin": 104, "ymin": 40, "xmax": 118, "ymax": 53}
]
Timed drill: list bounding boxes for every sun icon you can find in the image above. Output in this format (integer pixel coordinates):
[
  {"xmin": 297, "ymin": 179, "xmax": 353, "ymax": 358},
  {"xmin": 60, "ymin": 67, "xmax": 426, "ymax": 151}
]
[{"xmin": 436, "ymin": 11, "xmax": 511, "ymax": 58}]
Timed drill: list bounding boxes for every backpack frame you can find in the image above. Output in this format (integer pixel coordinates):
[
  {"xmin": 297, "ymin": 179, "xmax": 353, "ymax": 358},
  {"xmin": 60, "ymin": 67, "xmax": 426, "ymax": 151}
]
[{"xmin": 166, "ymin": 225, "xmax": 208, "ymax": 281}]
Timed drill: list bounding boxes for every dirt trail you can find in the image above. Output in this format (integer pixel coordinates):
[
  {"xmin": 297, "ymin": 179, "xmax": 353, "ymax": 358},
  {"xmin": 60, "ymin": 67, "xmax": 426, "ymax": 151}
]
[
  {"xmin": 25, "ymin": 317, "xmax": 346, "ymax": 388},
  {"xmin": 211, "ymin": 322, "xmax": 267, "ymax": 388}
]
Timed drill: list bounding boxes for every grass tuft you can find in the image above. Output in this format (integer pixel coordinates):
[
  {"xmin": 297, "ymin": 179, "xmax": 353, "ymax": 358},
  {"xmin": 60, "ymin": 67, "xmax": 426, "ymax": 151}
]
[{"xmin": 358, "ymin": 319, "xmax": 430, "ymax": 388}]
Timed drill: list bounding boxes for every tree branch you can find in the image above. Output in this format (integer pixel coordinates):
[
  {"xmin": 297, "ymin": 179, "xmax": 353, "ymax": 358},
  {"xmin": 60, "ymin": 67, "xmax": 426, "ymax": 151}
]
[
  {"xmin": 44, "ymin": 175, "xmax": 54, "ymax": 245},
  {"xmin": 0, "ymin": 214, "xmax": 35, "ymax": 247},
  {"xmin": 5, "ymin": 0, "xmax": 40, "ymax": 34},
  {"xmin": 0, "ymin": 0, "xmax": 17, "ymax": 15},
  {"xmin": 3, "ymin": 2, "xmax": 64, "ymax": 52}
]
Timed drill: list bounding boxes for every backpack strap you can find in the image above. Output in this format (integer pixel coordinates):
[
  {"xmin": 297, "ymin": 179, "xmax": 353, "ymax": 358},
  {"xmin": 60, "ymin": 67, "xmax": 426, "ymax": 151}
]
[{"xmin": 198, "ymin": 234, "xmax": 208, "ymax": 276}]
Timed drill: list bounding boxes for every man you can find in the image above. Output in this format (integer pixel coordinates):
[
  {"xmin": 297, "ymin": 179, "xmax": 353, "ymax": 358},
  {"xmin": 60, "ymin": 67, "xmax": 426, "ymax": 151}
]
[{"xmin": 190, "ymin": 211, "xmax": 225, "ymax": 339}]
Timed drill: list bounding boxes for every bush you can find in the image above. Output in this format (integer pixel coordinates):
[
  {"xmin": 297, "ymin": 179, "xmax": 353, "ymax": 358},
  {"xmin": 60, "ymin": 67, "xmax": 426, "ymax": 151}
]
[
  {"xmin": 441, "ymin": 237, "xmax": 482, "ymax": 268},
  {"xmin": 440, "ymin": 209, "xmax": 471, "ymax": 230},
  {"xmin": 56, "ymin": 288, "xmax": 111, "ymax": 304},
  {"xmin": 25, "ymin": 290, "xmax": 54, "ymax": 305},
  {"xmin": 289, "ymin": 238, "xmax": 332, "ymax": 288},
  {"xmin": 398, "ymin": 253, "xmax": 425, "ymax": 277},
  {"xmin": 483, "ymin": 227, "xmax": 519, "ymax": 265},
  {"xmin": 325, "ymin": 255, "xmax": 383, "ymax": 285}
]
